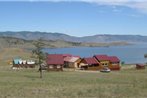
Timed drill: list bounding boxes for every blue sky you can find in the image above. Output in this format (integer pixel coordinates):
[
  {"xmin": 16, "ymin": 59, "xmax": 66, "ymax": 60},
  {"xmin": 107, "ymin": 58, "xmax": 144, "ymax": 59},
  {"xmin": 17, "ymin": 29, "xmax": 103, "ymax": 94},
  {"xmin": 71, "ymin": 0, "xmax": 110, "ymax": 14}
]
[{"xmin": 0, "ymin": 0, "xmax": 147, "ymax": 37}]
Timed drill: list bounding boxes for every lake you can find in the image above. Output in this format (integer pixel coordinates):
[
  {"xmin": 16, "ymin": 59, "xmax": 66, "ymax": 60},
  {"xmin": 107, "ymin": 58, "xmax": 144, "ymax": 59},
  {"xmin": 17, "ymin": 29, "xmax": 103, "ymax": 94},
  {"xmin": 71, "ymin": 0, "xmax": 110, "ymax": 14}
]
[{"xmin": 43, "ymin": 43, "xmax": 147, "ymax": 64}]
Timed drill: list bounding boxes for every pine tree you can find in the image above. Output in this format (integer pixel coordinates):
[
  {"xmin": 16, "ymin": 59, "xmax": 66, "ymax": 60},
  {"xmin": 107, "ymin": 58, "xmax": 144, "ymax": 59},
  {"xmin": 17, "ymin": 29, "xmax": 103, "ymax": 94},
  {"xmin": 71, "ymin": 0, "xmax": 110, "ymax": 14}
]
[{"xmin": 32, "ymin": 38, "xmax": 45, "ymax": 78}]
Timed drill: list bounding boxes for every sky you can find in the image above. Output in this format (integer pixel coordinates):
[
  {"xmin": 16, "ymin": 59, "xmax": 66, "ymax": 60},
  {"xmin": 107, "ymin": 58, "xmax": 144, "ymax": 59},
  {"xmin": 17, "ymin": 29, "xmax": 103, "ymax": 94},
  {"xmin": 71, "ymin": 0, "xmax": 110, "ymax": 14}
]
[{"xmin": 0, "ymin": 0, "xmax": 147, "ymax": 37}]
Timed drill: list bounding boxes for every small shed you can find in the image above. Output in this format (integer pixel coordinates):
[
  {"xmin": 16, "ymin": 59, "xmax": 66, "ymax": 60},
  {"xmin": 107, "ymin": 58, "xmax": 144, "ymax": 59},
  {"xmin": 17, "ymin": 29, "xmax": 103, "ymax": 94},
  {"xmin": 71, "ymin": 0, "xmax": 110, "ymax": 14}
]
[
  {"xmin": 136, "ymin": 64, "xmax": 145, "ymax": 69},
  {"xmin": 13, "ymin": 58, "xmax": 35, "ymax": 68},
  {"xmin": 46, "ymin": 54, "xmax": 64, "ymax": 71},
  {"xmin": 13, "ymin": 58, "xmax": 22, "ymax": 68}
]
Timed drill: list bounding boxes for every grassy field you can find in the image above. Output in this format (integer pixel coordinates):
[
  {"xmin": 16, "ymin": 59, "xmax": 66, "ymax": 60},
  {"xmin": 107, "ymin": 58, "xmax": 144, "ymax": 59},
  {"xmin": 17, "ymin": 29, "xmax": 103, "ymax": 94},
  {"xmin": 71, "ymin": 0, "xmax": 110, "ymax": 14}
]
[
  {"xmin": 0, "ymin": 48, "xmax": 147, "ymax": 98},
  {"xmin": 0, "ymin": 65, "xmax": 147, "ymax": 98}
]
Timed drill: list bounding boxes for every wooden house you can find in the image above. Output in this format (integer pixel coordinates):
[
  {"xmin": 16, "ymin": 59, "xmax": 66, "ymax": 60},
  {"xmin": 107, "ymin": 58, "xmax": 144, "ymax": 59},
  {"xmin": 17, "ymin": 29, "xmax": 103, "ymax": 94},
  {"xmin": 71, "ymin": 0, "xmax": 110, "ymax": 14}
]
[
  {"xmin": 64, "ymin": 56, "xmax": 81, "ymax": 68},
  {"xmin": 79, "ymin": 57, "xmax": 101, "ymax": 70},
  {"xmin": 46, "ymin": 54, "xmax": 64, "ymax": 71},
  {"xmin": 136, "ymin": 64, "xmax": 145, "ymax": 69},
  {"xmin": 108, "ymin": 56, "xmax": 120, "ymax": 70},
  {"xmin": 94, "ymin": 55, "xmax": 110, "ymax": 68},
  {"xmin": 94, "ymin": 55, "xmax": 120, "ymax": 70}
]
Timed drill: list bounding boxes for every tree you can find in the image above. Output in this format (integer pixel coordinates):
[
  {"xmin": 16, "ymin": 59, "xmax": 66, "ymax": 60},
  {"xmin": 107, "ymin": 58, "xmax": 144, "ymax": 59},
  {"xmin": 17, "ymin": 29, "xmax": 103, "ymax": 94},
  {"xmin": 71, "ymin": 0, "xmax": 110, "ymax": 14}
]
[
  {"xmin": 144, "ymin": 54, "xmax": 147, "ymax": 64},
  {"xmin": 144, "ymin": 53, "xmax": 147, "ymax": 58},
  {"xmin": 32, "ymin": 38, "xmax": 45, "ymax": 78}
]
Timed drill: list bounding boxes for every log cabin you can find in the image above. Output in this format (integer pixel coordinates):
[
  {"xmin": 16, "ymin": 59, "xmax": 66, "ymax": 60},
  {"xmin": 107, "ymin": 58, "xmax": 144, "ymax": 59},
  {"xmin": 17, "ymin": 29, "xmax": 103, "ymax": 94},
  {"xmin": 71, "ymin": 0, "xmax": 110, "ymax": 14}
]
[
  {"xmin": 94, "ymin": 55, "xmax": 110, "ymax": 68},
  {"xmin": 46, "ymin": 54, "xmax": 64, "ymax": 71},
  {"xmin": 64, "ymin": 56, "xmax": 81, "ymax": 68},
  {"xmin": 94, "ymin": 55, "xmax": 120, "ymax": 70},
  {"xmin": 108, "ymin": 56, "xmax": 120, "ymax": 70},
  {"xmin": 79, "ymin": 57, "xmax": 101, "ymax": 70}
]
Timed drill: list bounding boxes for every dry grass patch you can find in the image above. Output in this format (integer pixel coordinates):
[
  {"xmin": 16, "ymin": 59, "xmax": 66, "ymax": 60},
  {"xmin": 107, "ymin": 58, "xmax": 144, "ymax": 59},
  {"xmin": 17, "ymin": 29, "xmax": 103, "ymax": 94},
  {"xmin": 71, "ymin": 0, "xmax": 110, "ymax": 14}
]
[
  {"xmin": 0, "ymin": 65, "xmax": 147, "ymax": 98},
  {"xmin": 0, "ymin": 48, "xmax": 32, "ymax": 66}
]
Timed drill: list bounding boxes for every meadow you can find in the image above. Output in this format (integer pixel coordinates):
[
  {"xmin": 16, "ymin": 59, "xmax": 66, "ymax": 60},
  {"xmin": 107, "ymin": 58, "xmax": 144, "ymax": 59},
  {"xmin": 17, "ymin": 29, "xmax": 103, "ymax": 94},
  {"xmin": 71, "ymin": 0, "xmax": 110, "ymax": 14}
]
[
  {"xmin": 0, "ymin": 65, "xmax": 147, "ymax": 98},
  {"xmin": 0, "ymin": 48, "xmax": 147, "ymax": 98}
]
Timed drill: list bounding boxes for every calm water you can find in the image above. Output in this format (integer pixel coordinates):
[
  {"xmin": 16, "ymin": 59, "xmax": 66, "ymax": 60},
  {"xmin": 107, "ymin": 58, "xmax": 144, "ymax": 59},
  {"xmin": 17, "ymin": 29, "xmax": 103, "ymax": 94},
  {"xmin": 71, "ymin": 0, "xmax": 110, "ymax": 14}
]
[{"xmin": 43, "ymin": 43, "xmax": 147, "ymax": 64}]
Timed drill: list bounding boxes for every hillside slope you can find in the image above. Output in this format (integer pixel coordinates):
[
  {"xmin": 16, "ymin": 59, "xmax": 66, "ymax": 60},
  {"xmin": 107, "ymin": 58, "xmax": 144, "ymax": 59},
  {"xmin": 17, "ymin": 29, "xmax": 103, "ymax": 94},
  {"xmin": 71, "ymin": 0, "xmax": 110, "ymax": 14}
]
[
  {"xmin": 0, "ymin": 31, "xmax": 147, "ymax": 42},
  {"xmin": 0, "ymin": 36, "xmax": 129, "ymax": 49}
]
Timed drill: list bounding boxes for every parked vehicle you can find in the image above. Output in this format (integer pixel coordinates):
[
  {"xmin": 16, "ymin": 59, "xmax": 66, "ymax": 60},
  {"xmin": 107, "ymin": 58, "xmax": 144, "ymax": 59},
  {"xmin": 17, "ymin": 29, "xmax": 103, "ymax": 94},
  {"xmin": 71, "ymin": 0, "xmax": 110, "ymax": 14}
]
[{"xmin": 100, "ymin": 67, "xmax": 111, "ymax": 73}]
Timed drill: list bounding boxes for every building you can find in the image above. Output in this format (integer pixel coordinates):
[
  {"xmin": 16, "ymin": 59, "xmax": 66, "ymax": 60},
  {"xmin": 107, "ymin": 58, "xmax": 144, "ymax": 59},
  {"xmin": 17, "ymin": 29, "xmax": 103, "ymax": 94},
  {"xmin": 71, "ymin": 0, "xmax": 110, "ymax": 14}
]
[
  {"xmin": 94, "ymin": 55, "xmax": 110, "ymax": 68},
  {"xmin": 79, "ymin": 57, "xmax": 101, "ymax": 70},
  {"xmin": 108, "ymin": 56, "xmax": 120, "ymax": 70},
  {"xmin": 94, "ymin": 55, "xmax": 120, "ymax": 70},
  {"xmin": 64, "ymin": 56, "xmax": 81, "ymax": 68},
  {"xmin": 13, "ymin": 58, "xmax": 22, "ymax": 68},
  {"xmin": 62, "ymin": 54, "xmax": 72, "ymax": 58},
  {"xmin": 12, "ymin": 58, "xmax": 35, "ymax": 68},
  {"xmin": 136, "ymin": 64, "xmax": 145, "ymax": 69},
  {"xmin": 46, "ymin": 54, "xmax": 64, "ymax": 71}
]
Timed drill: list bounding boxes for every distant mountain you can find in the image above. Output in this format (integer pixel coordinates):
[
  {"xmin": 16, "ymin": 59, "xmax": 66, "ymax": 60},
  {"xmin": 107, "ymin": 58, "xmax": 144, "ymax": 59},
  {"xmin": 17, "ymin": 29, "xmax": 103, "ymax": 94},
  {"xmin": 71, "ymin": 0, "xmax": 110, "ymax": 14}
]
[
  {"xmin": 0, "ymin": 36, "xmax": 129, "ymax": 49},
  {"xmin": 0, "ymin": 31, "xmax": 147, "ymax": 42}
]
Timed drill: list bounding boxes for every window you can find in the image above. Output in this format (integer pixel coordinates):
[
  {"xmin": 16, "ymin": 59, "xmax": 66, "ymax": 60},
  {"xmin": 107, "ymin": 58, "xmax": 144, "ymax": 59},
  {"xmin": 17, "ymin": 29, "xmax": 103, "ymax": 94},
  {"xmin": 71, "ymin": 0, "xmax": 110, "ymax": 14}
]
[
  {"xmin": 102, "ymin": 63, "xmax": 108, "ymax": 66},
  {"xmin": 49, "ymin": 65, "xmax": 53, "ymax": 69},
  {"xmin": 57, "ymin": 65, "xmax": 61, "ymax": 68},
  {"xmin": 105, "ymin": 63, "xmax": 108, "ymax": 66}
]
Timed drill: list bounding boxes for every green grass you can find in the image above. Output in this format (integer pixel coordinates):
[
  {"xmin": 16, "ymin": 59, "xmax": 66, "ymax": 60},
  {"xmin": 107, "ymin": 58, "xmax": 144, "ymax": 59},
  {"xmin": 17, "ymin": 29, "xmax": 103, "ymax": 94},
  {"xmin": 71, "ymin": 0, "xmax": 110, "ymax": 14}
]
[{"xmin": 0, "ymin": 65, "xmax": 147, "ymax": 98}]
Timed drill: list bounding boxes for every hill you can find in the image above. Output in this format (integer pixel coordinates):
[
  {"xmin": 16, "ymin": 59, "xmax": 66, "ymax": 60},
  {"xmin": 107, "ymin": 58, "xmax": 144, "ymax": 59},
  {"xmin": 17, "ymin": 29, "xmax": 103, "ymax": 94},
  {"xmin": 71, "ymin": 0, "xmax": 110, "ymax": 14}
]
[
  {"xmin": 0, "ymin": 31, "xmax": 147, "ymax": 42},
  {"xmin": 0, "ymin": 36, "xmax": 129, "ymax": 49},
  {"xmin": 0, "ymin": 48, "xmax": 32, "ymax": 66}
]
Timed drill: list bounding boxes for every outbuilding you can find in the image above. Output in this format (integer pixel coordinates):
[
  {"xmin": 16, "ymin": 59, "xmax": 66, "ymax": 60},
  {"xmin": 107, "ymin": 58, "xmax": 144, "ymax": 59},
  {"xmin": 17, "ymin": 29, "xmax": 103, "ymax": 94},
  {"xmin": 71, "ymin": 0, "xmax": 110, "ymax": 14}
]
[{"xmin": 136, "ymin": 64, "xmax": 145, "ymax": 69}]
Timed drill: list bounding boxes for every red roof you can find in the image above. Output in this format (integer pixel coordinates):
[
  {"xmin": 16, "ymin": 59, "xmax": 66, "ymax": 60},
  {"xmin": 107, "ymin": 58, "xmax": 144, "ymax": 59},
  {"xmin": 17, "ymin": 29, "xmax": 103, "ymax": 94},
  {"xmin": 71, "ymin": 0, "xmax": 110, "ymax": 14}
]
[
  {"xmin": 46, "ymin": 54, "xmax": 64, "ymax": 65},
  {"xmin": 94, "ymin": 55, "xmax": 109, "ymax": 61},
  {"xmin": 62, "ymin": 54, "xmax": 72, "ymax": 58},
  {"xmin": 64, "ymin": 56, "xmax": 80, "ymax": 62},
  {"xmin": 83, "ymin": 57, "xmax": 99, "ymax": 65},
  {"xmin": 136, "ymin": 64, "xmax": 145, "ymax": 67},
  {"xmin": 108, "ymin": 56, "xmax": 120, "ymax": 62},
  {"xmin": 72, "ymin": 55, "xmax": 80, "ymax": 58}
]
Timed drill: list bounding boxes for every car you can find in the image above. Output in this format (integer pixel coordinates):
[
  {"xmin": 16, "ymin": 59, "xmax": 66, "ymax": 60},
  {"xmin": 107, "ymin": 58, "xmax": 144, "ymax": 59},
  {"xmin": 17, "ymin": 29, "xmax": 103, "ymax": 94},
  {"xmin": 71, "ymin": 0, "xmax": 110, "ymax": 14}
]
[{"xmin": 100, "ymin": 67, "xmax": 111, "ymax": 73}]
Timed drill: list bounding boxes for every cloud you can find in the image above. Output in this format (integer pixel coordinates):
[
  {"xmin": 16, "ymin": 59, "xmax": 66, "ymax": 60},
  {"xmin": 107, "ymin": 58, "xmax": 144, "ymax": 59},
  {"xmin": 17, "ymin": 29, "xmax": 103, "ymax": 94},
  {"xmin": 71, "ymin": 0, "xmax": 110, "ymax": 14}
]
[
  {"xmin": 128, "ymin": 2, "xmax": 147, "ymax": 13},
  {"xmin": 50, "ymin": 0, "xmax": 147, "ymax": 14},
  {"xmin": 79, "ymin": 0, "xmax": 147, "ymax": 14},
  {"xmin": 1, "ymin": 0, "xmax": 147, "ymax": 14}
]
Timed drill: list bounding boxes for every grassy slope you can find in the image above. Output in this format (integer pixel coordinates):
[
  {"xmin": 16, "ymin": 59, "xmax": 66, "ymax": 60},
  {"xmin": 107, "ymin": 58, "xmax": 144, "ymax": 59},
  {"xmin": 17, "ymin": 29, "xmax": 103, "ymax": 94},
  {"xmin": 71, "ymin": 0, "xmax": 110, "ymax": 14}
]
[
  {"xmin": 0, "ymin": 66, "xmax": 147, "ymax": 98},
  {"xmin": 0, "ymin": 48, "xmax": 32, "ymax": 66}
]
